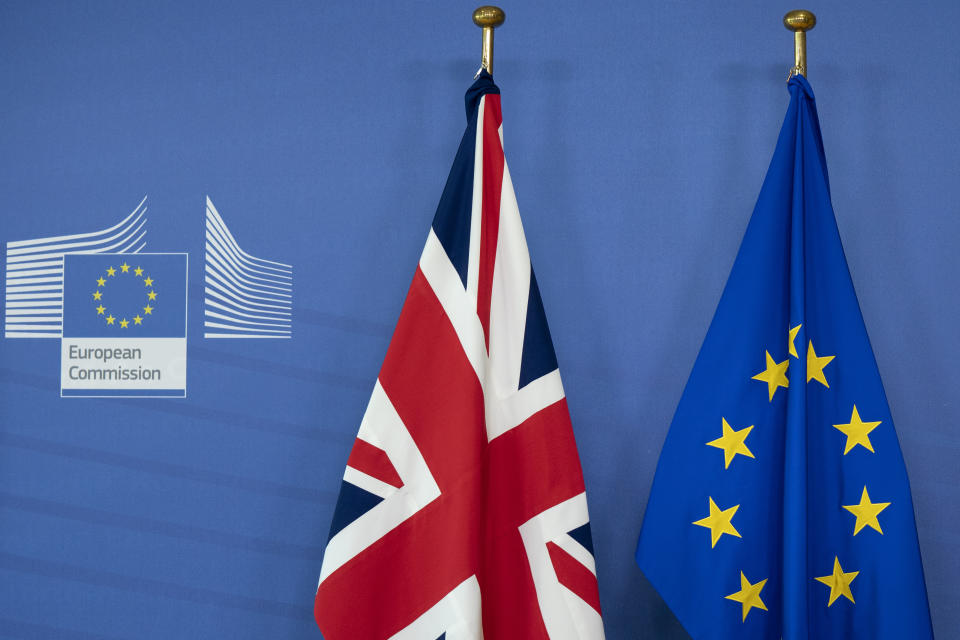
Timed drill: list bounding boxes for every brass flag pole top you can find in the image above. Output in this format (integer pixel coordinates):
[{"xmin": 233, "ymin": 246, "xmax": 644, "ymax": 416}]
[
  {"xmin": 473, "ymin": 6, "xmax": 506, "ymax": 76},
  {"xmin": 784, "ymin": 10, "xmax": 816, "ymax": 78}
]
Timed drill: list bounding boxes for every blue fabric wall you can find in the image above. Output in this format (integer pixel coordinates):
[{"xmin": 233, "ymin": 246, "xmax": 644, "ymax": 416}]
[{"xmin": 1, "ymin": 1, "xmax": 956, "ymax": 638}]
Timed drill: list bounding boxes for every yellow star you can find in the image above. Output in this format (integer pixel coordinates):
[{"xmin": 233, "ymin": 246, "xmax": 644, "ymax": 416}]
[
  {"xmin": 143, "ymin": 276, "xmax": 153, "ymax": 287},
  {"xmin": 143, "ymin": 304, "xmax": 153, "ymax": 315},
  {"xmin": 92, "ymin": 290, "xmax": 102, "ymax": 300},
  {"xmin": 120, "ymin": 262, "xmax": 130, "ymax": 273},
  {"xmin": 815, "ymin": 557, "xmax": 859, "ymax": 606},
  {"xmin": 843, "ymin": 486, "xmax": 891, "ymax": 535},
  {"xmin": 807, "ymin": 341, "xmax": 835, "ymax": 388},
  {"xmin": 706, "ymin": 418, "xmax": 755, "ymax": 469},
  {"xmin": 788, "ymin": 324, "xmax": 802, "ymax": 358},
  {"xmin": 106, "ymin": 315, "xmax": 115, "ymax": 325},
  {"xmin": 133, "ymin": 315, "xmax": 143, "ymax": 325},
  {"xmin": 119, "ymin": 318, "xmax": 129, "ymax": 329},
  {"xmin": 752, "ymin": 351, "xmax": 789, "ymax": 401},
  {"xmin": 692, "ymin": 497, "xmax": 741, "ymax": 547},
  {"xmin": 833, "ymin": 405, "xmax": 881, "ymax": 454},
  {"xmin": 147, "ymin": 290, "xmax": 157, "ymax": 301},
  {"xmin": 134, "ymin": 266, "xmax": 143, "ymax": 276},
  {"xmin": 725, "ymin": 571, "xmax": 768, "ymax": 621},
  {"xmin": 106, "ymin": 266, "xmax": 116, "ymax": 276},
  {"xmin": 96, "ymin": 277, "xmax": 106, "ymax": 287},
  {"xmin": 96, "ymin": 305, "xmax": 106, "ymax": 315}
]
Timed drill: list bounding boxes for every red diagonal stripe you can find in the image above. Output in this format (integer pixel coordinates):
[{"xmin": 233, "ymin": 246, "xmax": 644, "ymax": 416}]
[
  {"xmin": 380, "ymin": 268, "xmax": 487, "ymax": 489},
  {"xmin": 316, "ymin": 489, "xmax": 479, "ymax": 639},
  {"xmin": 318, "ymin": 265, "xmax": 591, "ymax": 639},
  {"xmin": 346, "ymin": 438, "xmax": 403, "ymax": 489},
  {"xmin": 546, "ymin": 541, "xmax": 602, "ymax": 616},
  {"xmin": 485, "ymin": 399, "xmax": 586, "ymax": 526},
  {"xmin": 476, "ymin": 94, "xmax": 505, "ymax": 350},
  {"xmin": 477, "ymin": 400, "xmax": 584, "ymax": 639},
  {"xmin": 316, "ymin": 268, "xmax": 486, "ymax": 638}
]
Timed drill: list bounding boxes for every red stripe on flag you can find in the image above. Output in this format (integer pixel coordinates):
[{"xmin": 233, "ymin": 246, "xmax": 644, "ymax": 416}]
[
  {"xmin": 476, "ymin": 94, "xmax": 505, "ymax": 350},
  {"xmin": 316, "ymin": 267, "xmax": 586, "ymax": 639},
  {"xmin": 546, "ymin": 541, "xmax": 603, "ymax": 616},
  {"xmin": 480, "ymin": 399, "xmax": 586, "ymax": 639},
  {"xmin": 380, "ymin": 269, "xmax": 487, "ymax": 490},
  {"xmin": 346, "ymin": 438, "xmax": 403, "ymax": 489},
  {"xmin": 477, "ymin": 515, "xmax": 550, "ymax": 639},
  {"xmin": 316, "ymin": 493, "xmax": 479, "ymax": 639},
  {"xmin": 486, "ymin": 398, "xmax": 587, "ymax": 526},
  {"xmin": 316, "ymin": 268, "xmax": 486, "ymax": 638}
]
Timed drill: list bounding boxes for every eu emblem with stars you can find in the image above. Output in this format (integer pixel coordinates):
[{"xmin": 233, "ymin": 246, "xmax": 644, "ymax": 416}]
[
  {"xmin": 635, "ymin": 74, "xmax": 933, "ymax": 639},
  {"xmin": 60, "ymin": 253, "xmax": 187, "ymax": 397}
]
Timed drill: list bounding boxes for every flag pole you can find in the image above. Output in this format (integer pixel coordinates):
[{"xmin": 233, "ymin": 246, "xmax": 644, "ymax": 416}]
[
  {"xmin": 783, "ymin": 10, "xmax": 816, "ymax": 78},
  {"xmin": 472, "ymin": 6, "xmax": 506, "ymax": 76}
]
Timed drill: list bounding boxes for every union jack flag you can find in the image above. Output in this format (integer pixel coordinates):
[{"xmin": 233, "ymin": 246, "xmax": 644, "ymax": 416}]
[{"xmin": 314, "ymin": 72, "xmax": 605, "ymax": 639}]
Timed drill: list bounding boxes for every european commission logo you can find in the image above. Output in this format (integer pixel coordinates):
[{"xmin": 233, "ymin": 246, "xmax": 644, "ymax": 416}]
[
  {"xmin": 60, "ymin": 253, "xmax": 188, "ymax": 397},
  {"xmin": 4, "ymin": 195, "xmax": 296, "ymax": 397}
]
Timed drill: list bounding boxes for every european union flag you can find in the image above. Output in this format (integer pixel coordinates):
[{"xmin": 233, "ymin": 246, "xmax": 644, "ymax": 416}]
[
  {"xmin": 63, "ymin": 253, "xmax": 187, "ymax": 338},
  {"xmin": 636, "ymin": 75, "xmax": 933, "ymax": 639}
]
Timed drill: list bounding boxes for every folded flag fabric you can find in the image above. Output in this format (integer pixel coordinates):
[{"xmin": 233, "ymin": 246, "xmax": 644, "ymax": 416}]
[
  {"xmin": 315, "ymin": 71, "xmax": 605, "ymax": 640},
  {"xmin": 636, "ymin": 75, "xmax": 933, "ymax": 639}
]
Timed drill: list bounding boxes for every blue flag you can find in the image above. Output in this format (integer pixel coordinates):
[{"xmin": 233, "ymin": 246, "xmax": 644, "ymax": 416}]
[
  {"xmin": 636, "ymin": 75, "xmax": 933, "ymax": 639},
  {"xmin": 62, "ymin": 253, "xmax": 187, "ymax": 338}
]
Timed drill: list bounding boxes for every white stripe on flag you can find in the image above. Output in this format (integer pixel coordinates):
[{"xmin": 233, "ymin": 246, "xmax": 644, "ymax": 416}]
[
  {"xmin": 486, "ymin": 369, "xmax": 565, "ymax": 442},
  {"xmin": 487, "ymin": 159, "xmax": 532, "ymax": 399},
  {"xmin": 318, "ymin": 381, "xmax": 441, "ymax": 585},
  {"xmin": 420, "ymin": 229, "xmax": 487, "ymax": 384},
  {"xmin": 551, "ymin": 529, "xmax": 597, "ymax": 577},
  {"xmin": 388, "ymin": 575, "xmax": 482, "ymax": 640},
  {"xmin": 465, "ymin": 94, "xmax": 485, "ymax": 306},
  {"xmin": 343, "ymin": 465, "xmax": 397, "ymax": 501},
  {"xmin": 519, "ymin": 492, "xmax": 602, "ymax": 640}
]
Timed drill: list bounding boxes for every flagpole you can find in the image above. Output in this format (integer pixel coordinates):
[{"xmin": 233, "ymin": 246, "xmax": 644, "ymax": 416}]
[
  {"xmin": 784, "ymin": 10, "xmax": 816, "ymax": 78},
  {"xmin": 472, "ymin": 6, "xmax": 506, "ymax": 76}
]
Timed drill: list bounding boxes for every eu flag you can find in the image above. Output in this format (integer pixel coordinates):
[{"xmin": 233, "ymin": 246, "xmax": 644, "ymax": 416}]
[
  {"xmin": 636, "ymin": 75, "xmax": 933, "ymax": 639},
  {"xmin": 62, "ymin": 253, "xmax": 187, "ymax": 338}
]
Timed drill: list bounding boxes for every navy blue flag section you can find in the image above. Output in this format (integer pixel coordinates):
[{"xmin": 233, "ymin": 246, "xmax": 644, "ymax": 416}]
[
  {"xmin": 636, "ymin": 75, "xmax": 933, "ymax": 640},
  {"xmin": 60, "ymin": 253, "xmax": 188, "ymax": 397}
]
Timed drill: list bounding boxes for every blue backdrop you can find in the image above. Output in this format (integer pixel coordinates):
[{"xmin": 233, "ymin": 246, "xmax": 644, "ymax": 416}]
[{"xmin": 1, "ymin": 2, "xmax": 957, "ymax": 638}]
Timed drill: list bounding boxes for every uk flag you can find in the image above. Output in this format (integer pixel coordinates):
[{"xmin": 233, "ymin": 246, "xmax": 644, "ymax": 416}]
[{"xmin": 314, "ymin": 72, "xmax": 605, "ymax": 640}]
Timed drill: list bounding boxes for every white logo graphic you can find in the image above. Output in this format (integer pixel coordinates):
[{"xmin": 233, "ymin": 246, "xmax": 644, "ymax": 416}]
[
  {"xmin": 204, "ymin": 197, "xmax": 293, "ymax": 339},
  {"xmin": 4, "ymin": 197, "xmax": 148, "ymax": 339}
]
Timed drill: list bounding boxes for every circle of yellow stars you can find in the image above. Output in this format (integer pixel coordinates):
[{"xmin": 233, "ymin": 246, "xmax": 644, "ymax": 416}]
[
  {"xmin": 92, "ymin": 262, "xmax": 158, "ymax": 329},
  {"xmin": 689, "ymin": 322, "xmax": 893, "ymax": 621}
]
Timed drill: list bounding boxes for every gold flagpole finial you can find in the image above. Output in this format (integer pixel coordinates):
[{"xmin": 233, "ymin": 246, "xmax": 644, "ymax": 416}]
[
  {"xmin": 783, "ymin": 10, "xmax": 816, "ymax": 78},
  {"xmin": 472, "ymin": 6, "xmax": 505, "ymax": 76}
]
